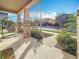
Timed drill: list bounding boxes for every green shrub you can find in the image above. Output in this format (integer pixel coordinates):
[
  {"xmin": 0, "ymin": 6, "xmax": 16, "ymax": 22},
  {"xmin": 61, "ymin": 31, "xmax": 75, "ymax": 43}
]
[
  {"xmin": 31, "ymin": 29, "xmax": 43, "ymax": 41},
  {"xmin": 57, "ymin": 31, "xmax": 77, "ymax": 55}
]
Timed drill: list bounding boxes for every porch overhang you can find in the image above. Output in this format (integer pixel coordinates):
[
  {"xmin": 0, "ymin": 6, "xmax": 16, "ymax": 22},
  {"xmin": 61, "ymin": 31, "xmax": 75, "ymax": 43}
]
[{"xmin": 0, "ymin": 0, "xmax": 39, "ymax": 14}]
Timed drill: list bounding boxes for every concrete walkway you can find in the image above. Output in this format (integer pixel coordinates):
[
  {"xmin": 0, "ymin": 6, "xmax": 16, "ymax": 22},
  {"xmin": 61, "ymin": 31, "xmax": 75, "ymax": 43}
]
[
  {"xmin": 24, "ymin": 45, "xmax": 76, "ymax": 59},
  {"xmin": 12, "ymin": 37, "xmax": 76, "ymax": 59},
  {"xmin": 42, "ymin": 31, "xmax": 58, "ymax": 47},
  {"xmin": 32, "ymin": 26, "xmax": 59, "ymax": 31}
]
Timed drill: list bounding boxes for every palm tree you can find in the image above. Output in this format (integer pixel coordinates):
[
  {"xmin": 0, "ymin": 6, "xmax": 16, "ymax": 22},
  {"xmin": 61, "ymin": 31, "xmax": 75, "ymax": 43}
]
[
  {"xmin": 0, "ymin": 17, "xmax": 8, "ymax": 39},
  {"xmin": 0, "ymin": 18, "xmax": 15, "ymax": 35},
  {"xmin": 5, "ymin": 20, "xmax": 15, "ymax": 32},
  {"xmin": 64, "ymin": 14, "xmax": 76, "ymax": 33}
]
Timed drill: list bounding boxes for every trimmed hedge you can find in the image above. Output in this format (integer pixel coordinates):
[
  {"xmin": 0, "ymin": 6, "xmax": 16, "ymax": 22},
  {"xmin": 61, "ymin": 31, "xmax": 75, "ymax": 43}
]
[
  {"xmin": 31, "ymin": 29, "xmax": 43, "ymax": 41},
  {"xmin": 57, "ymin": 31, "xmax": 77, "ymax": 55}
]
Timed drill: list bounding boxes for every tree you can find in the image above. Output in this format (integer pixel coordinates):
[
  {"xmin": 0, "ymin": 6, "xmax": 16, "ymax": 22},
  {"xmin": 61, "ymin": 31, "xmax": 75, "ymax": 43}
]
[
  {"xmin": 0, "ymin": 19, "xmax": 15, "ymax": 32},
  {"xmin": 5, "ymin": 20, "xmax": 15, "ymax": 32},
  {"xmin": 56, "ymin": 14, "xmax": 68, "ymax": 28},
  {"xmin": 64, "ymin": 14, "xmax": 76, "ymax": 33}
]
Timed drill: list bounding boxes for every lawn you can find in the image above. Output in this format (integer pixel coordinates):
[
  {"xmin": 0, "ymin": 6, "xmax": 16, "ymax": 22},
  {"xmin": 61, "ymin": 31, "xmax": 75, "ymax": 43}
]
[
  {"xmin": 41, "ymin": 29, "xmax": 59, "ymax": 33},
  {"xmin": 0, "ymin": 31, "xmax": 15, "ymax": 35},
  {"xmin": 41, "ymin": 29, "xmax": 76, "ymax": 36}
]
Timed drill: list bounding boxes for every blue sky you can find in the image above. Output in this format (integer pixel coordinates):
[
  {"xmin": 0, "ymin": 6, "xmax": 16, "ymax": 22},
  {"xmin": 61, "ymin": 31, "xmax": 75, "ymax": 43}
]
[
  {"xmin": 30, "ymin": 0, "xmax": 78, "ymax": 13},
  {"xmin": 9, "ymin": 0, "xmax": 79, "ymax": 21}
]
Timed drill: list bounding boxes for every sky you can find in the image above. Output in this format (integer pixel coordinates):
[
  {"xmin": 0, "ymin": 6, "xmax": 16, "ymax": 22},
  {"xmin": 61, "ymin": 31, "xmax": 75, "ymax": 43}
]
[
  {"xmin": 9, "ymin": 0, "xmax": 79, "ymax": 21},
  {"xmin": 30, "ymin": 0, "xmax": 78, "ymax": 13}
]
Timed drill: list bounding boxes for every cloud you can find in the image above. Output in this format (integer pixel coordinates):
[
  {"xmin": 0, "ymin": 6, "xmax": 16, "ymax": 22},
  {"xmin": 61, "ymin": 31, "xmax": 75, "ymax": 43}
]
[
  {"xmin": 8, "ymin": 13, "xmax": 16, "ymax": 17},
  {"xmin": 29, "ymin": 12, "xmax": 57, "ymax": 19},
  {"xmin": 41, "ymin": 12, "xmax": 57, "ymax": 19},
  {"xmin": 8, "ymin": 13, "xmax": 16, "ymax": 21}
]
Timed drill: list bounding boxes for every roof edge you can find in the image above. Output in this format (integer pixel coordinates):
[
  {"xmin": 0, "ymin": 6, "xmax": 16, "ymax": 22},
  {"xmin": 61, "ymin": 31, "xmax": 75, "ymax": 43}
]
[{"xmin": 17, "ymin": 0, "xmax": 40, "ymax": 14}]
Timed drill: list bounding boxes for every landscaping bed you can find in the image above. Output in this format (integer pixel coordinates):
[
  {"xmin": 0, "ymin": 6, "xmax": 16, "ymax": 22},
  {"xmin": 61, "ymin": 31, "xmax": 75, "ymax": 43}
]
[
  {"xmin": 43, "ymin": 33, "xmax": 53, "ymax": 37},
  {"xmin": 56, "ymin": 31, "xmax": 77, "ymax": 56},
  {"xmin": 0, "ymin": 48, "xmax": 15, "ymax": 59},
  {"xmin": 31, "ymin": 29, "xmax": 53, "ymax": 40}
]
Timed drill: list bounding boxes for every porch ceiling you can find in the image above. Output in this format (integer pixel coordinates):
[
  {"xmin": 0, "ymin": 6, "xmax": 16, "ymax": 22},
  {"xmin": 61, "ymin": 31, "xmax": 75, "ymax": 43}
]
[{"xmin": 0, "ymin": 0, "xmax": 37, "ymax": 13}]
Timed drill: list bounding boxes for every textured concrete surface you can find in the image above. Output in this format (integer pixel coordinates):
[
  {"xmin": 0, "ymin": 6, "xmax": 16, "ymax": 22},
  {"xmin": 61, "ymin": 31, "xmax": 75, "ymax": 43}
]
[
  {"xmin": 24, "ymin": 45, "xmax": 76, "ymax": 59},
  {"xmin": 12, "ymin": 37, "xmax": 76, "ymax": 59}
]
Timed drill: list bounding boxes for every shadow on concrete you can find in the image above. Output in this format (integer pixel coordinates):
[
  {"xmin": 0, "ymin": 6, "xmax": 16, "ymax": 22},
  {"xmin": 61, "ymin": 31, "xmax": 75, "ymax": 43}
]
[
  {"xmin": 18, "ymin": 38, "xmax": 37, "ymax": 59},
  {"xmin": 62, "ymin": 51, "xmax": 76, "ymax": 59},
  {"xmin": 11, "ymin": 38, "xmax": 30, "ymax": 51}
]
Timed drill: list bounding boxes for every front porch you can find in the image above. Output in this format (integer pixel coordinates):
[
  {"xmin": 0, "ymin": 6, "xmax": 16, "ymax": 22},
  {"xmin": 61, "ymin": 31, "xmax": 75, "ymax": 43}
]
[
  {"xmin": 0, "ymin": 0, "xmax": 77, "ymax": 59},
  {"xmin": 0, "ymin": 0, "xmax": 39, "ymax": 59}
]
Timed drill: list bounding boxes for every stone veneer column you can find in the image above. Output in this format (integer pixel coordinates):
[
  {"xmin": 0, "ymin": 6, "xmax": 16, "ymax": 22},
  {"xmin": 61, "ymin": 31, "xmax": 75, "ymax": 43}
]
[
  {"xmin": 22, "ymin": 8, "xmax": 31, "ymax": 38},
  {"xmin": 16, "ymin": 13, "xmax": 22, "ymax": 33},
  {"xmin": 77, "ymin": 9, "xmax": 79, "ymax": 59}
]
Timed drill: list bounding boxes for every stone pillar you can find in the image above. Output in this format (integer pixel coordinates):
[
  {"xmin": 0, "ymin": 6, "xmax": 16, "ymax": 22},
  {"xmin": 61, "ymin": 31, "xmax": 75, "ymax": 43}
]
[
  {"xmin": 22, "ymin": 8, "xmax": 31, "ymax": 38},
  {"xmin": 16, "ymin": 13, "xmax": 22, "ymax": 33},
  {"xmin": 77, "ymin": 9, "xmax": 79, "ymax": 59}
]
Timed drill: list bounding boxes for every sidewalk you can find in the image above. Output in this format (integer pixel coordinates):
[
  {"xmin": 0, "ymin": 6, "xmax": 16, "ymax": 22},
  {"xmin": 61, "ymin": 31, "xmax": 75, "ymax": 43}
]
[{"xmin": 0, "ymin": 32, "xmax": 16, "ymax": 38}]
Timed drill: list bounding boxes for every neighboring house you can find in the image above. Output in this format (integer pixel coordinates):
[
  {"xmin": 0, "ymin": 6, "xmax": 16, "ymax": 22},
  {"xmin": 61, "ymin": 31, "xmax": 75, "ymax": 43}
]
[
  {"xmin": 41, "ymin": 18, "xmax": 58, "ymax": 26},
  {"xmin": 0, "ymin": 12, "xmax": 15, "ymax": 32},
  {"xmin": 31, "ymin": 18, "xmax": 58, "ymax": 26},
  {"xmin": 56, "ymin": 14, "xmax": 68, "ymax": 25},
  {"xmin": 0, "ymin": 12, "xmax": 8, "ymax": 27},
  {"xmin": 0, "ymin": 12, "xmax": 8, "ymax": 19}
]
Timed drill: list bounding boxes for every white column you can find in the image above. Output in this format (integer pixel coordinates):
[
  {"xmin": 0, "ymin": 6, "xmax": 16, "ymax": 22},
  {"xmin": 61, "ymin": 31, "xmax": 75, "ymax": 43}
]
[
  {"xmin": 16, "ymin": 13, "xmax": 22, "ymax": 33},
  {"xmin": 17, "ymin": 13, "xmax": 21, "ymax": 22},
  {"xmin": 22, "ymin": 8, "xmax": 31, "ymax": 38},
  {"xmin": 77, "ymin": 9, "xmax": 79, "ymax": 59}
]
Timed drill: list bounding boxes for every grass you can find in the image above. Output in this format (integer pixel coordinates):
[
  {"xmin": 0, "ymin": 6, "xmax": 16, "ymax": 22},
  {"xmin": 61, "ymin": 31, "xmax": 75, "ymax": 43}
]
[
  {"xmin": 34, "ymin": 28, "xmax": 76, "ymax": 37},
  {"xmin": 41, "ymin": 29, "xmax": 76, "ymax": 36},
  {"xmin": 43, "ymin": 33, "xmax": 53, "ymax": 37},
  {"xmin": 66, "ymin": 32, "xmax": 76, "ymax": 36},
  {"xmin": 41, "ymin": 29, "xmax": 59, "ymax": 33},
  {"xmin": 0, "ymin": 31, "xmax": 15, "ymax": 35}
]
